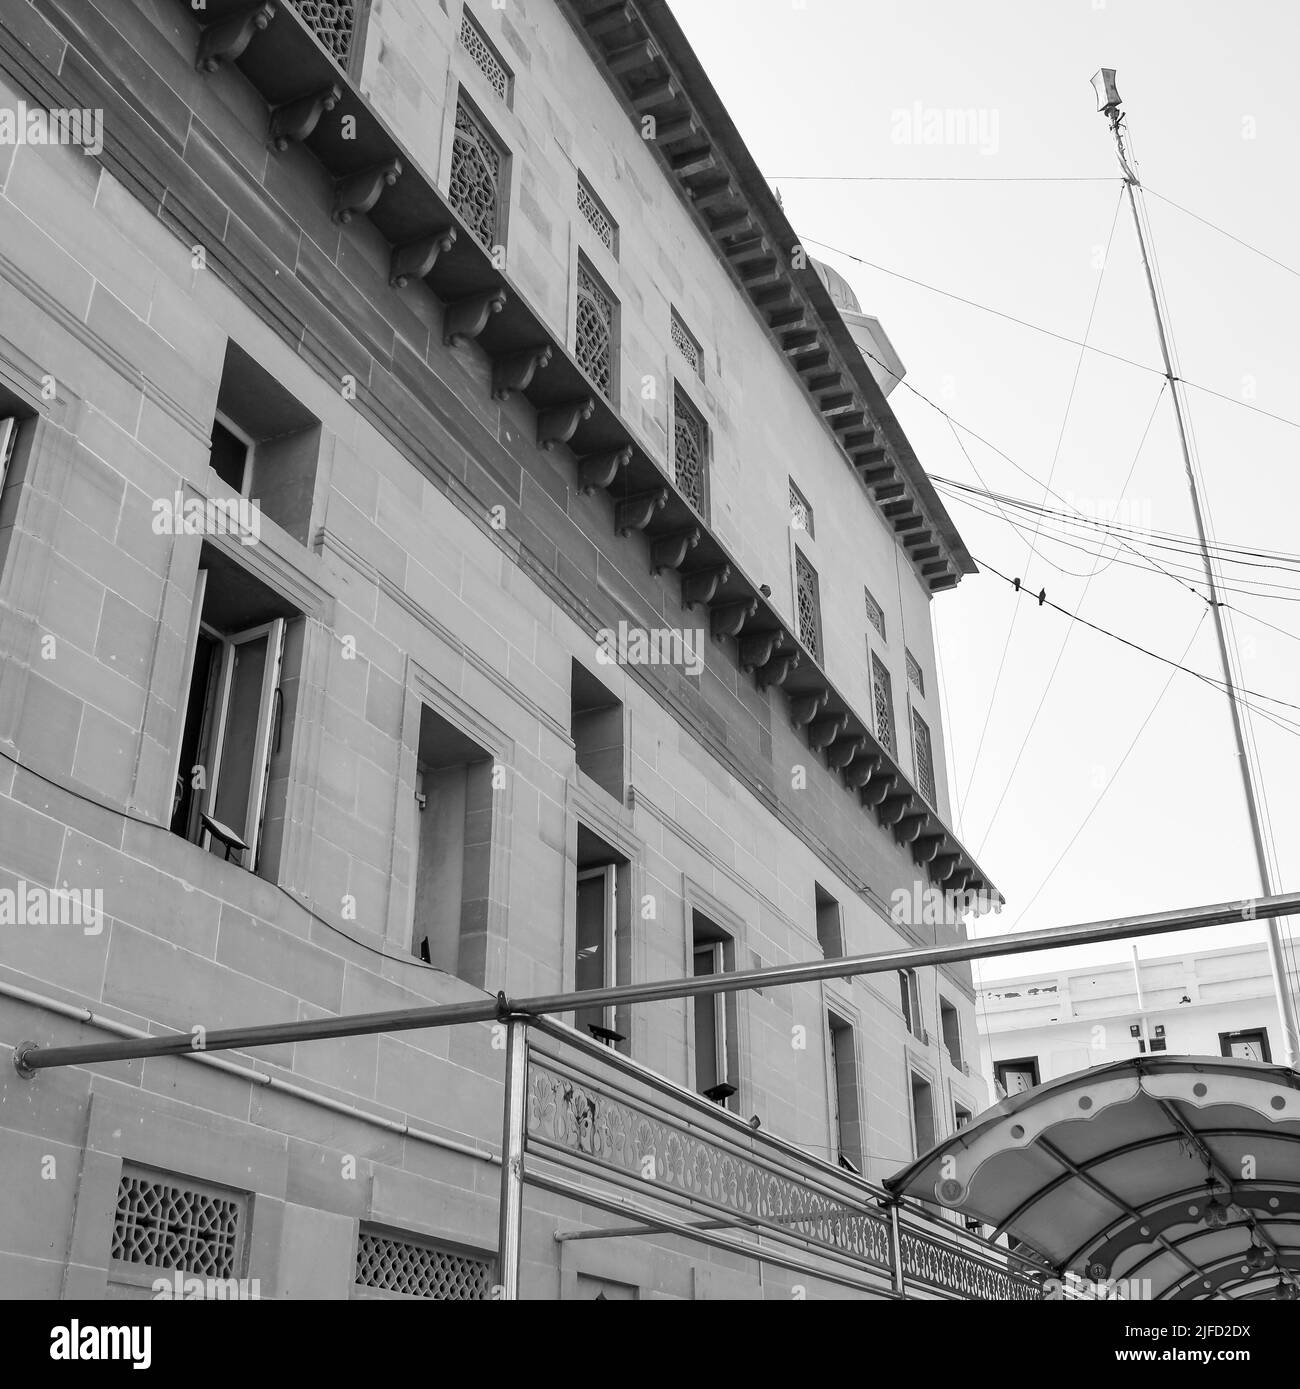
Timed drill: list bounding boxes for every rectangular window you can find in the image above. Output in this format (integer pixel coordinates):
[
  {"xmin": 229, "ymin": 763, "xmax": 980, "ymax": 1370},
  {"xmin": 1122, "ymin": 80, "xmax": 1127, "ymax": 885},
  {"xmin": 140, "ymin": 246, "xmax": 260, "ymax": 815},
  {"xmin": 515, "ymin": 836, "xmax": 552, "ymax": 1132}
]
[
  {"xmin": 355, "ymin": 1226, "xmax": 493, "ymax": 1300},
  {"xmin": 0, "ymin": 415, "xmax": 20, "ymax": 494},
  {"xmin": 577, "ymin": 174, "xmax": 617, "ymax": 255},
  {"xmin": 171, "ymin": 550, "xmax": 300, "ymax": 878},
  {"xmin": 290, "ymin": 0, "xmax": 362, "ymax": 73},
  {"xmin": 670, "ymin": 309, "xmax": 703, "ymax": 378},
  {"xmin": 692, "ymin": 913, "xmax": 738, "ymax": 1109},
  {"xmin": 411, "ymin": 707, "xmax": 494, "ymax": 984},
  {"xmin": 954, "ymin": 1103, "xmax": 973, "ymax": 1130},
  {"xmin": 898, "ymin": 968, "xmax": 924, "ymax": 1041},
  {"xmin": 789, "ymin": 478, "xmax": 814, "ymax": 538},
  {"xmin": 864, "ymin": 587, "xmax": 886, "ymax": 641},
  {"xmin": 905, "ymin": 647, "xmax": 925, "ymax": 695},
  {"xmin": 872, "ymin": 653, "xmax": 896, "ymax": 757},
  {"xmin": 794, "ymin": 549, "xmax": 822, "ymax": 666},
  {"xmin": 912, "ymin": 709, "xmax": 936, "ymax": 808},
  {"xmin": 939, "ymin": 996, "xmax": 962, "ymax": 1067},
  {"xmin": 1219, "ymin": 1028, "xmax": 1271, "ymax": 1062},
  {"xmin": 910, "ymin": 1073, "xmax": 937, "ymax": 1154},
  {"xmin": 828, "ymin": 1013, "xmax": 864, "ymax": 1173},
  {"xmin": 672, "ymin": 385, "xmax": 708, "ymax": 518},
  {"xmin": 575, "ymin": 864, "xmax": 616, "ymax": 1041},
  {"xmin": 111, "ymin": 1165, "xmax": 248, "ymax": 1287},
  {"xmin": 995, "ymin": 1056, "xmax": 1041, "ymax": 1095},
  {"xmin": 459, "ymin": 8, "xmax": 512, "ymax": 104},
  {"xmin": 814, "ymin": 883, "xmax": 842, "ymax": 959},
  {"xmin": 571, "ymin": 660, "xmax": 624, "ymax": 800},
  {"xmin": 209, "ymin": 342, "xmax": 322, "ymax": 545},
  {"xmin": 449, "ymin": 98, "xmax": 505, "ymax": 250},
  {"xmin": 575, "ymin": 257, "xmax": 617, "ymax": 402}
]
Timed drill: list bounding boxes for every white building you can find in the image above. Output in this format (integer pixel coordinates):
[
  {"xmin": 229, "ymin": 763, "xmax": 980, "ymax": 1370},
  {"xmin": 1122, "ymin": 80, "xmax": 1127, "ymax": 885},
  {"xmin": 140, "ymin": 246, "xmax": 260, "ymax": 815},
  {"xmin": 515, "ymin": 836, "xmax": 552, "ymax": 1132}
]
[{"xmin": 977, "ymin": 942, "xmax": 1290, "ymax": 1097}]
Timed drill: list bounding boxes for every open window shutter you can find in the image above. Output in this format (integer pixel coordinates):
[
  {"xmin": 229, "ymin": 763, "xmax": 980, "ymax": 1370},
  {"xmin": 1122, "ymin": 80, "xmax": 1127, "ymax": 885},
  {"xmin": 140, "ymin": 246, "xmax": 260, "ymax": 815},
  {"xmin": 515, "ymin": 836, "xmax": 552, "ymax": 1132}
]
[
  {"xmin": 209, "ymin": 618, "xmax": 284, "ymax": 865},
  {"xmin": 0, "ymin": 417, "xmax": 18, "ymax": 492}
]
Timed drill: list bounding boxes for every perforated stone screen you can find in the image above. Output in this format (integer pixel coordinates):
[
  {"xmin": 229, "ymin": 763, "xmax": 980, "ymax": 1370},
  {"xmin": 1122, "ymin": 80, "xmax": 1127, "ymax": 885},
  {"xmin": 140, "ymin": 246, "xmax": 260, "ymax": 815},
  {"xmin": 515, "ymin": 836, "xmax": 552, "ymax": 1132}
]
[
  {"xmin": 789, "ymin": 479, "xmax": 814, "ymax": 538},
  {"xmin": 577, "ymin": 178, "xmax": 616, "ymax": 254},
  {"xmin": 355, "ymin": 1230, "xmax": 493, "ymax": 1299},
  {"xmin": 872, "ymin": 653, "xmax": 895, "ymax": 757},
  {"xmin": 111, "ymin": 1167, "xmax": 244, "ymax": 1278},
  {"xmin": 913, "ymin": 709, "xmax": 936, "ymax": 807},
  {"xmin": 576, "ymin": 261, "xmax": 615, "ymax": 399},
  {"xmin": 864, "ymin": 587, "xmax": 886, "ymax": 641},
  {"xmin": 906, "ymin": 647, "xmax": 925, "ymax": 695},
  {"xmin": 459, "ymin": 10, "xmax": 510, "ymax": 102},
  {"xmin": 795, "ymin": 550, "xmax": 822, "ymax": 664},
  {"xmin": 287, "ymin": 0, "xmax": 356, "ymax": 68},
  {"xmin": 673, "ymin": 388, "xmax": 707, "ymax": 515},
  {"xmin": 671, "ymin": 310, "xmax": 702, "ymax": 376},
  {"xmin": 450, "ymin": 102, "xmax": 503, "ymax": 249}
]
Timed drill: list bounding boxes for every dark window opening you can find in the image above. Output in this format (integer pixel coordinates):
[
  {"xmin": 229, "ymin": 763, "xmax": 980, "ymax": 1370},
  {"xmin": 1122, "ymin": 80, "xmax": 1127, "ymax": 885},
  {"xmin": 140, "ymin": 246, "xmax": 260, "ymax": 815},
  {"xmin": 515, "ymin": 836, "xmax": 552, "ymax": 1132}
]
[
  {"xmin": 209, "ymin": 342, "xmax": 321, "ymax": 544},
  {"xmin": 815, "ymin": 883, "xmax": 843, "ymax": 959},
  {"xmin": 899, "ymin": 968, "xmax": 924, "ymax": 1041},
  {"xmin": 828, "ymin": 1012, "xmax": 864, "ymax": 1173},
  {"xmin": 939, "ymin": 996, "xmax": 963, "ymax": 1067},
  {"xmin": 574, "ymin": 825, "xmax": 632, "ymax": 1054},
  {"xmin": 571, "ymin": 660, "xmax": 624, "ymax": 801},
  {"xmin": 955, "ymin": 1104, "xmax": 973, "ymax": 1130},
  {"xmin": 692, "ymin": 911, "xmax": 738, "ymax": 1110},
  {"xmin": 910, "ymin": 1073, "xmax": 937, "ymax": 1155},
  {"xmin": 995, "ymin": 1056, "xmax": 1041, "ymax": 1096},
  {"xmin": 1219, "ymin": 1028, "xmax": 1271, "ymax": 1063},
  {"xmin": 411, "ymin": 707, "xmax": 494, "ymax": 986},
  {"xmin": 171, "ymin": 544, "xmax": 301, "ymax": 880}
]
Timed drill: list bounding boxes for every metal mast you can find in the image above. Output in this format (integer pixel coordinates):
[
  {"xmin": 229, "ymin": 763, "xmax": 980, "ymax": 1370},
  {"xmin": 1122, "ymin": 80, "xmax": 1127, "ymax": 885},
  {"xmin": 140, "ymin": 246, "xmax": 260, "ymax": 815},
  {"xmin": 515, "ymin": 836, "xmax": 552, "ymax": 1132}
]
[{"xmin": 1092, "ymin": 70, "xmax": 1299, "ymax": 1066}]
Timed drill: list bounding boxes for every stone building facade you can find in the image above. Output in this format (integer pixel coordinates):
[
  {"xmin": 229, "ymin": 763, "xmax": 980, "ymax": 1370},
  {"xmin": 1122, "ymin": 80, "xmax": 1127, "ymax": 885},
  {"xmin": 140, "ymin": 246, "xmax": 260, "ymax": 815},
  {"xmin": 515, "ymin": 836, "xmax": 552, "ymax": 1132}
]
[{"xmin": 0, "ymin": 0, "xmax": 1012, "ymax": 1299}]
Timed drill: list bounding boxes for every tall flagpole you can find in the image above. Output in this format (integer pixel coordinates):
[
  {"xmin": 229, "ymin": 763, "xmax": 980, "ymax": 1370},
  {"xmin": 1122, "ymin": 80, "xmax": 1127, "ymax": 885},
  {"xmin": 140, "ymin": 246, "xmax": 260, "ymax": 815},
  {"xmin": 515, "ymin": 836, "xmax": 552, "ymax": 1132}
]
[{"xmin": 1092, "ymin": 69, "xmax": 1299, "ymax": 1067}]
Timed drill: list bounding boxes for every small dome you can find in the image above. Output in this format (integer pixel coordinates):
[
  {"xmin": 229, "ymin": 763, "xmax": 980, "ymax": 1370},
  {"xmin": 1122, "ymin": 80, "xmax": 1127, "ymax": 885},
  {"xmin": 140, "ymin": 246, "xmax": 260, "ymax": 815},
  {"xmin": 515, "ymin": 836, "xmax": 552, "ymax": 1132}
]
[{"xmin": 811, "ymin": 259, "xmax": 863, "ymax": 316}]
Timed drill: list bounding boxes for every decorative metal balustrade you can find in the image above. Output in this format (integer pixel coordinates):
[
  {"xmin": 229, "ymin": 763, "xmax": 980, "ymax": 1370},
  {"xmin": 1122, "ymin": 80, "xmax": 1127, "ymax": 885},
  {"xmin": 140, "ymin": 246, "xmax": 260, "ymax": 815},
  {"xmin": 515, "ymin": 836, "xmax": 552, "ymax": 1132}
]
[
  {"xmin": 286, "ymin": 0, "xmax": 357, "ymax": 69},
  {"xmin": 526, "ymin": 1052, "xmax": 1041, "ymax": 1300}
]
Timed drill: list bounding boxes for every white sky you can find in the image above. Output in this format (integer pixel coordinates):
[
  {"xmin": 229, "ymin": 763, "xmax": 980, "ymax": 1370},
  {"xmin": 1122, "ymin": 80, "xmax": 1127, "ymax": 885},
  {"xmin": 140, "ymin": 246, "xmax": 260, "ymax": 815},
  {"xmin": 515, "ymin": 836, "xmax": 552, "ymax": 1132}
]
[{"xmin": 671, "ymin": 0, "xmax": 1300, "ymax": 990}]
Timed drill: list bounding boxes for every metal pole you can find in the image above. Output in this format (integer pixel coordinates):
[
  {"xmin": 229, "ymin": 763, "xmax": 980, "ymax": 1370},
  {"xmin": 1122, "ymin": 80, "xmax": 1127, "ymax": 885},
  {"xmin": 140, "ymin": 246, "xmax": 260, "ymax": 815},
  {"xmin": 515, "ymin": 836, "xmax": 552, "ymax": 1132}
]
[
  {"xmin": 888, "ymin": 1200, "xmax": 905, "ymax": 1298},
  {"xmin": 1096, "ymin": 75, "xmax": 1300, "ymax": 1068},
  {"xmin": 13, "ymin": 890, "xmax": 1300, "ymax": 1074},
  {"xmin": 496, "ymin": 1017, "xmax": 528, "ymax": 1301}
]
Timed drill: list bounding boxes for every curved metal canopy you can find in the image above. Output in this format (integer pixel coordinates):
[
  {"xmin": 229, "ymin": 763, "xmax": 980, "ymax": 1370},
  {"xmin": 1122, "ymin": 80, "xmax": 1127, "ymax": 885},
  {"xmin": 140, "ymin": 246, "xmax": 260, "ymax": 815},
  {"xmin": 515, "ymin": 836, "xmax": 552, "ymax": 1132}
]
[{"xmin": 885, "ymin": 1057, "xmax": 1300, "ymax": 1301}]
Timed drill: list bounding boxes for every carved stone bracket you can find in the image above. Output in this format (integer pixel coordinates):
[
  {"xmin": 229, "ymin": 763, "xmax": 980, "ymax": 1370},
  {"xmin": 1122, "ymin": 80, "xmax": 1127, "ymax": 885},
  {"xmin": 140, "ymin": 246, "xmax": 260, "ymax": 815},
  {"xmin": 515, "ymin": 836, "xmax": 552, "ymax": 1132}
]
[
  {"xmin": 538, "ymin": 398, "xmax": 596, "ymax": 452},
  {"xmin": 757, "ymin": 648, "xmax": 800, "ymax": 690},
  {"xmin": 444, "ymin": 289, "xmax": 507, "ymax": 347},
  {"xmin": 878, "ymin": 794, "xmax": 914, "ymax": 828},
  {"xmin": 577, "ymin": 447, "xmax": 632, "ymax": 496},
  {"xmin": 492, "ymin": 344, "xmax": 554, "ymax": 401},
  {"xmin": 808, "ymin": 714, "xmax": 848, "ymax": 752},
  {"xmin": 615, "ymin": 488, "xmax": 668, "ymax": 536},
  {"xmin": 894, "ymin": 814, "xmax": 929, "ymax": 845},
  {"xmin": 789, "ymin": 689, "xmax": 828, "ymax": 728},
  {"xmin": 681, "ymin": 564, "xmax": 731, "ymax": 610},
  {"xmin": 650, "ymin": 527, "xmax": 701, "ymax": 576},
  {"xmin": 932, "ymin": 853, "xmax": 962, "ymax": 883},
  {"xmin": 861, "ymin": 772, "xmax": 898, "ymax": 808},
  {"xmin": 270, "ymin": 83, "xmax": 342, "ymax": 151},
  {"xmin": 827, "ymin": 735, "xmax": 867, "ymax": 770},
  {"xmin": 332, "ymin": 158, "xmax": 403, "ymax": 224},
  {"xmin": 710, "ymin": 597, "xmax": 757, "ymax": 641},
  {"xmin": 913, "ymin": 835, "xmax": 946, "ymax": 865},
  {"xmin": 843, "ymin": 753, "xmax": 882, "ymax": 789},
  {"xmin": 390, "ymin": 229, "xmax": 457, "ymax": 288},
  {"xmin": 739, "ymin": 631, "xmax": 782, "ymax": 673},
  {"xmin": 197, "ymin": 2, "xmax": 276, "ymax": 72},
  {"xmin": 943, "ymin": 867, "xmax": 973, "ymax": 893}
]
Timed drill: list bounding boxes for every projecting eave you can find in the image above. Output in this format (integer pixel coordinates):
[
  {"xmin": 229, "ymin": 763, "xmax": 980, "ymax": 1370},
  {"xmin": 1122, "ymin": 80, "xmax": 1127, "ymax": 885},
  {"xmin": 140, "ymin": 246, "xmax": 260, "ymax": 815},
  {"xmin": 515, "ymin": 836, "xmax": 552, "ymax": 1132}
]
[{"xmin": 560, "ymin": 0, "xmax": 977, "ymax": 592}]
